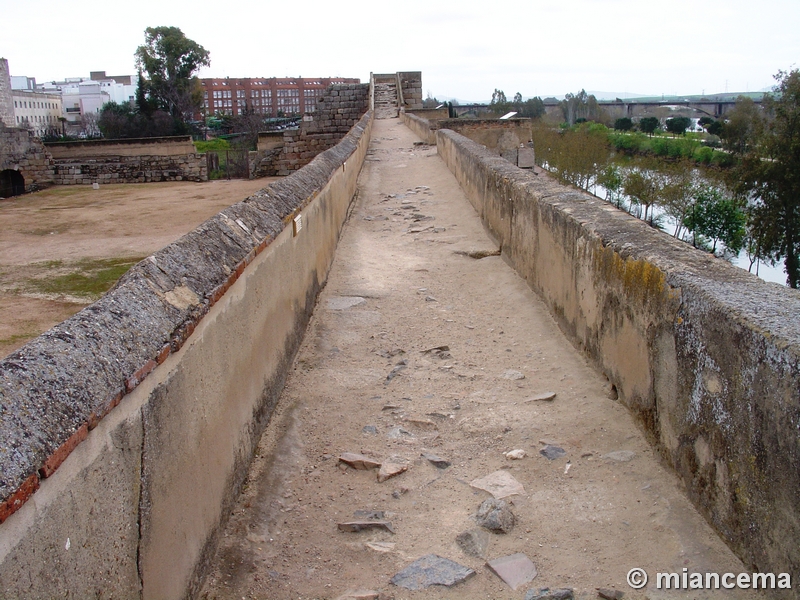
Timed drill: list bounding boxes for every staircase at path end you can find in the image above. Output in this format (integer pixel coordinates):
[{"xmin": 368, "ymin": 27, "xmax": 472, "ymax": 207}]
[{"xmin": 374, "ymin": 81, "xmax": 398, "ymax": 119}]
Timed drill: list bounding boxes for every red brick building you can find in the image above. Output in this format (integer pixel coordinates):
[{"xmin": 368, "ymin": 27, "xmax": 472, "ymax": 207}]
[{"xmin": 198, "ymin": 76, "xmax": 360, "ymax": 118}]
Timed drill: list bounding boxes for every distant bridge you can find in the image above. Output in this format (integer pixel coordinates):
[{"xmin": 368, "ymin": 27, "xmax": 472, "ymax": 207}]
[{"xmin": 453, "ymin": 98, "xmax": 762, "ymax": 120}]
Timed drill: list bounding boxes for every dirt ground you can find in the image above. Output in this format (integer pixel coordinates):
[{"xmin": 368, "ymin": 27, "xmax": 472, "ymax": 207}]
[
  {"xmin": 200, "ymin": 120, "xmax": 760, "ymax": 600},
  {"xmin": 0, "ymin": 178, "xmax": 276, "ymax": 358}
]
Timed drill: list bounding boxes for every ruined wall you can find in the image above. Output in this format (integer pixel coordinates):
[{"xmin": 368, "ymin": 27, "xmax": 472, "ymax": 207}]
[
  {"xmin": 0, "ymin": 59, "xmax": 14, "ymax": 129},
  {"xmin": 273, "ymin": 83, "xmax": 369, "ymax": 175},
  {"xmin": 43, "ymin": 136, "xmax": 207, "ymax": 184},
  {"xmin": 52, "ymin": 154, "xmax": 207, "ymax": 184},
  {"xmin": 0, "ymin": 122, "xmax": 55, "ymax": 193},
  {"xmin": 45, "ymin": 136, "xmax": 197, "ymax": 159},
  {"xmin": 397, "ymin": 71, "xmax": 423, "ymax": 110},
  {"xmin": 436, "ymin": 128, "xmax": 800, "ymax": 587},
  {"xmin": 0, "ymin": 111, "xmax": 374, "ymax": 599}
]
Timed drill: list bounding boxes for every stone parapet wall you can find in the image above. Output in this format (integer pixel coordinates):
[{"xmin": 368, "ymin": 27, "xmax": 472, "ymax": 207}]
[
  {"xmin": 273, "ymin": 83, "xmax": 370, "ymax": 176},
  {"xmin": 437, "ymin": 128, "xmax": 800, "ymax": 590},
  {"xmin": 52, "ymin": 154, "xmax": 207, "ymax": 184},
  {"xmin": 0, "ymin": 110, "xmax": 373, "ymax": 599}
]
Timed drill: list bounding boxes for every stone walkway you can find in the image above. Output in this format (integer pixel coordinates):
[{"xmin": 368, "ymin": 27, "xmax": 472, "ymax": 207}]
[{"xmin": 199, "ymin": 118, "xmax": 756, "ymax": 600}]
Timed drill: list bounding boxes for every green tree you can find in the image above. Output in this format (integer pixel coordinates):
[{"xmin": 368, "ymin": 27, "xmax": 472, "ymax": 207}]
[
  {"xmin": 740, "ymin": 69, "xmax": 800, "ymax": 287},
  {"xmin": 684, "ymin": 186, "xmax": 746, "ymax": 254},
  {"xmin": 597, "ymin": 164, "xmax": 625, "ymax": 209},
  {"xmin": 614, "ymin": 117, "xmax": 633, "ymax": 131},
  {"xmin": 135, "ymin": 26, "xmax": 210, "ymax": 127},
  {"xmin": 721, "ymin": 96, "xmax": 764, "ymax": 155},
  {"xmin": 639, "ymin": 116, "xmax": 659, "ymax": 136},
  {"xmin": 490, "ymin": 89, "xmax": 509, "ymax": 114},
  {"xmin": 520, "ymin": 97, "xmax": 545, "ymax": 119},
  {"xmin": 623, "ymin": 165, "xmax": 662, "ymax": 224},
  {"xmin": 665, "ymin": 116, "xmax": 691, "ymax": 136}
]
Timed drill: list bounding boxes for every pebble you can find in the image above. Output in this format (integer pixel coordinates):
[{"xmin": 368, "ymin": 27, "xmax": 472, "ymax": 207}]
[
  {"xmin": 504, "ymin": 449, "xmax": 527, "ymax": 460},
  {"xmin": 378, "ymin": 462, "xmax": 408, "ymax": 483},
  {"xmin": 422, "ymin": 453, "xmax": 451, "ymax": 469},
  {"xmin": 339, "ymin": 453, "xmax": 381, "ymax": 470},
  {"xmin": 603, "ymin": 451, "xmax": 636, "ymax": 462},
  {"xmin": 387, "ymin": 427, "xmax": 414, "ymax": 439},
  {"xmin": 597, "ymin": 588, "xmax": 625, "ymax": 599},
  {"xmin": 390, "ymin": 554, "xmax": 475, "ymax": 590},
  {"xmin": 362, "ymin": 425, "xmax": 378, "ymax": 435},
  {"xmin": 475, "ymin": 498, "xmax": 515, "ymax": 533},
  {"xmin": 335, "ymin": 590, "xmax": 380, "ymax": 600},
  {"xmin": 337, "ymin": 521, "xmax": 395, "ymax": 533},
  {"xmin": 502, "ymin": 369, "xmax": 525, "ymax": 380},
  {"xmin": 540, "ymin": 445, "xmax": 567, "ymax": 460},
  {"xmin": 527, "ymin": 391, "xmax": 557, "ymax": 402},
  {"xmin": 525, "ymin": 588, "xmax": 574, "ymax": 600}
]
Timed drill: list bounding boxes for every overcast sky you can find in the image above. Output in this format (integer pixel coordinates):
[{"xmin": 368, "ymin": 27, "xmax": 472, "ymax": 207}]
[{"xmin": 2, "ymin": 0, "xmax": 798, "ymax": 102}]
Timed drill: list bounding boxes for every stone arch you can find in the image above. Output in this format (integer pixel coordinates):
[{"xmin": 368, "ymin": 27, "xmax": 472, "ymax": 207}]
[{"xmin": 0, "ymin": 169, "xmax": 25, "ymax": 198}]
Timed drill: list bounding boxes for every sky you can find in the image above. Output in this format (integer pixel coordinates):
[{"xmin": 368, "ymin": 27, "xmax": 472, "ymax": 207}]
[{"xmin": 2, "ymin": 0, "xmax": 799, "ymax": 103}]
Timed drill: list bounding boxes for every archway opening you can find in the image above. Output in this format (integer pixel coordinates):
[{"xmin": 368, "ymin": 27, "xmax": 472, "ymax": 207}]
[{"xmin": 0, "ymin": 169, "xmax": 25, "ymax": 198}]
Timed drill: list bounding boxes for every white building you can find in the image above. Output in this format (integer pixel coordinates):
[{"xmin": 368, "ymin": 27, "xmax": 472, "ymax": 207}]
[{"xmin": 11, "ymin": 91, "xmax": 63, "ymax": 137}]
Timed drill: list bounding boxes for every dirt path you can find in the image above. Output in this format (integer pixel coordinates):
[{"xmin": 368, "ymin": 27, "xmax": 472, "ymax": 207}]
[
  {"xmin": 0, "ymin": 178, "xmax": 276, "ymax": 358},
  {"xmin": 200, "ymin": 120, "xmax": 756, "ymax": 600}
]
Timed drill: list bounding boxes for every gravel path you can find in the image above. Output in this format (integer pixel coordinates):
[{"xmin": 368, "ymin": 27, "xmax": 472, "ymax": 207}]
[{"xmin": 200, "ymin": 119, "xmax": 755, "ymax": 600}]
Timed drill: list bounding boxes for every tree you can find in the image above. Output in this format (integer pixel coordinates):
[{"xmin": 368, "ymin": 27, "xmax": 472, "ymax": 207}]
[
  {"xmin": 614, "ymin": 117, "xmax": 633, "ymax": 131},
  {"xmin": 520, "ymin": 97, "xmax": 545, "ymax": 119},
  {"xmin": 490, "ymin": 89, "xmax": 509, "ymax": 114},
  {"xmin": 684, "ymin": 186, "xmax": 746, "ymax": 254},
  {"xmin": 720, "ymin": 96, "xmax": 764, "ymax": 155},
  {"xmin": 665, "ymin": 116, "xmax": 691, "ymax": 136},
  {"xmin": 639, "ymin": 116, "xmax": 659, "ymax": 136},
  {"xmin": 740, "ymin": 69, "xmax": 800, "ymax": 287},
  {"xmin": 134, "ymin": 26, "xmax": 210, "ymax": 127},
  {"xmin": 623, "ymin": 165, "xmax": 662, "ymax": 224}
]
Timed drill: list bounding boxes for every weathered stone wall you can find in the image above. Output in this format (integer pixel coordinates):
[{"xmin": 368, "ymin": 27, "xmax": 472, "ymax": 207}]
[
  {"xmin": 273, "ymin": 83, "xmax": 370, "ymax": 176},
  {"xmin": 0, "ymin": 110, "xmax": 373, "ymax": 599},
  {"xmin": 52, "ymin": 154, "xmax": 207, "ymax": 184},
  {"xmin": 436, "ymin": 128, "xmax": 800, "ymax": 589},
  {"xmin": 0, "ymin": 59, "xmax": 14, "ymax": 129},
  {"xmin": 400, "ymin": 111, "xmax": 532, "ymax": 164},
  {"xmin": 45, "ymin": 136, "xmax": 198, "ymax": 159},
  {"xmin": 398, "ymin": 71, "xmax": 423, "ymax": 110},
  {"xmin": 0, "ymin": 122, "xmax": 55, "ymax": 193}
]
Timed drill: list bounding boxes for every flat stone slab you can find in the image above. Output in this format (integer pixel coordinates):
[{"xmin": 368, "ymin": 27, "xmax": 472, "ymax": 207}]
[
  {"xmin": 422, "ymin": 452, "xmax": 451, "ymax": 469},
  {"xmin": 526, "ymin": 391, "xmax": 557, "ymax": 402},
  {"xmin": 337, "ymin": 520, "xmax": 394, "ymax": 534},
  {"xmin": 487, "ymin": 552, "xmax": 538, "ymax": 590},
  {"xmin": 335, "ymin": 590, "xmax": 380, "ymax": 600},
  {"xmin": 378, "ymin": 461, "xmax": 408, "ymax": 483},
  {"xmin": 327, "ymin": 296, "xmax": 366, "ymax": 310},
  {"xmin": 470, "ymin": 470, "xmax": 525, "ymax": 499},
  {"xmin": 603, "ymin": 451, "xmax": 636, "ymax": 462},
  {"xmin": 390, "ymin": 554, "xmax": 475, "ymax": 590},
  {"xmin": 540, "ymin": 445, "xmax": 567, "ymax": 460},
  {"xmin": 456, "ymin": 528, "xmax": 490, "ymax": 558},
  {"xmin": 525, "ymin": 588, "xmax": 574, "ymax": 600},
  {"xmin": 339, "ymin": 453, "xmax": 381, "ymax": 470}
]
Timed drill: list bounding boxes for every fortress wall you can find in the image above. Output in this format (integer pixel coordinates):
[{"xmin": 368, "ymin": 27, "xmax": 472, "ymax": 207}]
[
  {"xmin": 0, "ymin": 111, "xmax": 373, "ymax": 599},
  {"xmin": 52, "ymin": 154, "xmax": 207, "ymax": 184},
  {"xmin": 436, "ymin": 128, "xmax": 800, "ymax": 583}
]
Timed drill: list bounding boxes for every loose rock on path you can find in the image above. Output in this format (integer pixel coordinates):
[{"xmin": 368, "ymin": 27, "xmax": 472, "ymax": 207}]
[{"xmin": 200, "ymin": 119, "xmax": 756, "ymax": 599}]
